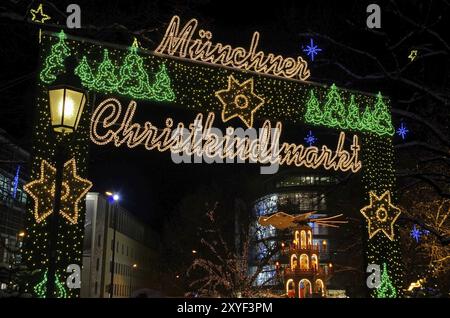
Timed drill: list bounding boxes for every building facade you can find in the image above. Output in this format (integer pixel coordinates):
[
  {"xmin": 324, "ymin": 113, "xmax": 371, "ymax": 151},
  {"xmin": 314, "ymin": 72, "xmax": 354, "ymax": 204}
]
[
  {"xmin": 251, "ymin": 170, "xmax": 338, "ymax": 289},
  {"xmin": 0, "ymin": 129, "xmax": 29, "ymax": 290},
  {"xmin": 81, "ymin": 192, "xmax": 160, "ymax": 298}
]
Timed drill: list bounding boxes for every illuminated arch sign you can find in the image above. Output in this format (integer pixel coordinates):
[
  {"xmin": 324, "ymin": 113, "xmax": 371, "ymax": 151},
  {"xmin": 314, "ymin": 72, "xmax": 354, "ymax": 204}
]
[{"xmin": 25, "ymin": 16, "xmax": 402, "ymax": 298}]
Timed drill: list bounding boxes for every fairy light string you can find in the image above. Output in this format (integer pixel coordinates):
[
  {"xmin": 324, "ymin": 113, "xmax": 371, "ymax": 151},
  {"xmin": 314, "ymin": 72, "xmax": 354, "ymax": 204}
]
[{"xmin": 25, "ymin": 29, "xmax": 400, "ymax": 298}]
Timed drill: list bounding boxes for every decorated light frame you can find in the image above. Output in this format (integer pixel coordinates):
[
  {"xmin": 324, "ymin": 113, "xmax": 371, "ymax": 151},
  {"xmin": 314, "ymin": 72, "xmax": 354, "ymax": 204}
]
[{"xmin": 25, "ymin": 23, "xmax": 403, "ymax": 298}]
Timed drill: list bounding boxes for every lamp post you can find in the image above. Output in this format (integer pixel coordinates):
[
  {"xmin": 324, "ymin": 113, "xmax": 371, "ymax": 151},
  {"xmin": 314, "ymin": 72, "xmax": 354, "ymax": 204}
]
[
  {"xmin": 130, "ymin": 263, "xmax": 137, "ymax": 297},
  {"xmin": 107, "ymin": 192, "xmax": 119, "ymax": 298},
  {"xmin": 46, "ymin": 68, "xmax": 87, "ymax": 298}
]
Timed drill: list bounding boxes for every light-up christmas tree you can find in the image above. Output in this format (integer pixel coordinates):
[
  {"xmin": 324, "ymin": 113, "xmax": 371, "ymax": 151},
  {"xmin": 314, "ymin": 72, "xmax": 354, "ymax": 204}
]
[
  {"xmin": 346, "ymin": 95, "xmax": 361, "ymax": 130},
  {"xmin": 321, "ymin": 84, "xmax": 347, "ymax": 128},
  {"xmin": 40, "ymin": 30, "xmax": 71, "ymax": 84},
  {"xmin": 376, "ymin": 263, "xmax": 397, "ymax": 298},
  {"xmin": 372, "ymin": 92, "xmax": 395, "ymax": 136},
  {"xmin": 152, "ymin": 64, "xmax": 175, "ymax": 101},
  {"xmin": 359, "ymin": 106, "xmax": 375, "ymax": 132},
  {"xmin": 304, "ymin": 90, "xmax": 322, "ymax": 125},
  {"xmin": 74, "ymin": 56, "xmax": 95, "ymax": 89},
  {"xmin": 95, "ymin": 49, "xmax": 119, "ymax": 93},
  {"xmin": 117, "ymin": 39, "xmax": 154, "ymax": 99}
]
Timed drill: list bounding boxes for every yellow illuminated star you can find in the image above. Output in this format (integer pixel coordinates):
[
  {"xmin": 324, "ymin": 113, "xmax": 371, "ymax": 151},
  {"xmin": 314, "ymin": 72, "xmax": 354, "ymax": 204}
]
[
  {"xmin": 30, "ymin": 4, "xmax": 51, "ymax": 24},
  {"xmin": 408, "ymin": 50, "xmax": 418, "ymax": 62},
  {"xmin": 23, "ymin": 160, "xmax": 56, "ymax": 223},
  {"xmin": 360, "ymin": 191, "xmax": 401, "ymax": 241},
  {"xmin": 23, "ymin": 158, "xmax": 92, "ymax": 225},
  {"xmin": 215, "ymin": 75, "xmax": 265, "ymax": 128},
  {"xmin": 59, "ymin": 158, "xmax": 93, "ymax": 224}
]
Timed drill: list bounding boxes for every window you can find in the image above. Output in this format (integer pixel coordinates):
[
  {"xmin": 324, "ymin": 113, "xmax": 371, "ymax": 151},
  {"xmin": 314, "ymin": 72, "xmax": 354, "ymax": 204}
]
[
  {"xmin": 94, "ymin": 282, "xmax": 98, "ymax": 294},
  {"xmin": 126, "ymin": 246, "xmax": 129, "ymax": 256},
  {"xmin": 122, "ymin": 244, "xmax": 124, "ymax": 255},
  {"xmin": 97, "ymin": 234, "xmax": 101, "ymax": 247},
  {"xmin": 116, "ymin": 241, "xmax": 119, "ymax": 252},
  {"xmin": 96, "ymin": 258, "xmax": 100, "ymax": 271}
]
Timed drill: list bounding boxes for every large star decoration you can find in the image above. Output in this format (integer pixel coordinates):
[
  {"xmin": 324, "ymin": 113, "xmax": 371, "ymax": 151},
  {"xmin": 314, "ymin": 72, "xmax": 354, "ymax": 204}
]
[
  {"xmin": 23, "ymin": 160, "xmax": 56, "ymax": 223},
  {"xmin": 24, "ymin": 158, "xmax": 92, "ymax": 225},
  {"xmin": 30, "ymin": 4, "xmax": 51, "ymax": 24},
  {"xmin": 215, "ymin": 75, "xmax": 265, "ymax": 128},
  {"xmin": 360, "ymin": 191, "xmax": 401, "ymax": 241}
]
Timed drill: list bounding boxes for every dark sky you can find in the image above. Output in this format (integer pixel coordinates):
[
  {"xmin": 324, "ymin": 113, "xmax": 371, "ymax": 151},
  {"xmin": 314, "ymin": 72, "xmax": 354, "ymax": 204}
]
[{"xmin": 1, "ymin": 0, "xmax": 447, "ymax": 231}]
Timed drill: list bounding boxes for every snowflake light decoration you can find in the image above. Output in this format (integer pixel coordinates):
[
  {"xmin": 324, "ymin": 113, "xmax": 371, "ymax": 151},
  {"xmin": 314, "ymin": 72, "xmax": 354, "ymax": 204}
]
[
  {"xmin": 303, "ymin": 39, "xmax": 322, "ymax": 61},
  {"xmin": 410, "ymin": 224, "xmax": 421, "ymax": 243},
  {"xmin": 396, "ymin": 122, "xmax": 409, "ymax": 140},
  {"xmin": 304, "ymin": 130, "xmax": 318, "ymax": 146}
]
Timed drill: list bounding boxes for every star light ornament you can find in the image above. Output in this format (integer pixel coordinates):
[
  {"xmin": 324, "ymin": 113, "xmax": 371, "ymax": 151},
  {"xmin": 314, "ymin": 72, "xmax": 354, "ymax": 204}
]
[
  {"xmin": 23, "ymin": 159, "xmax": 92, "ymax": 225},
  {"xmin": 304, "ymin": 130, "xmax": 318, "ymax": 146},
  {"xmin": 360, "ymin": 191, "xmax": 401, "ymax": 241},
  {"xmin": 215, "ymin": 75, "xmax": 265, "ymax": 128},
  {"xmin": 303, "ymin": 39, "xmax": 322, "ymax": 61},
  {"xmin": 410, "ymin": 224, "xmax": 421, "ymax": 243},
  {"xmin": 396, "ymin": 122, "xmax": 409, "ymax": 140},
  {"xmin": 30, "ymin": 4, "xmax": 51, "ymax": 24}
]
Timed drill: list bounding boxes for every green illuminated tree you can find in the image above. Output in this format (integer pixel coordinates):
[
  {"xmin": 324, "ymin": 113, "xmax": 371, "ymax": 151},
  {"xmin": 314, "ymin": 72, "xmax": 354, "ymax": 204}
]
[
  {"xmin": 372, "ymin": 92, "xmax": 395, "ymax": 136},
  {"xmin": 304, "ymin": 90, "xmax": 323, "ymax": 125},
  {"xmin": 152, "ymin": 64, "xmax": 175, "ymax": 101},
  {"xmin": 359, "ymin": 106, "xmax": 375, "ymax": 132},
  {"xmin": 322, "ymin": 84, "xmax": 347, "ymax": 128},
  {"xmin": 117, "ymin": 40, "xmax": 154, "ymax": 99},
  {"xmin": 74, "ymin": 56, "xmax": 95, "ymax": 89},
  {"xmin": 40, "ymin": 30, "xmax": 71, "ymax": 84},
  {"xmin": 376, "ymin": 263, "xmax": 397, "ymax": 298},
  {"xmin": 94, "ymin": 49, "xmax": 119, "ymax": 93},
  {"xmin": 346, "ymin": 95, "xmax": 361, "ymax": 130}
]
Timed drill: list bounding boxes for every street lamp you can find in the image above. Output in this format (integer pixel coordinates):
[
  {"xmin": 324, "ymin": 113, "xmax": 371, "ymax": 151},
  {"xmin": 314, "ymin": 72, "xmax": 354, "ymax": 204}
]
[
  {"xmin": 48, "ymin": 86, "xmax": 87, "ymax": 133},
  {"xmin": 106, "ymin": 192, "xmax": 120, "ymax": 298},
  {"xmin": 45, "ymin": 58, "xmax": 87, "ymax": 298}
]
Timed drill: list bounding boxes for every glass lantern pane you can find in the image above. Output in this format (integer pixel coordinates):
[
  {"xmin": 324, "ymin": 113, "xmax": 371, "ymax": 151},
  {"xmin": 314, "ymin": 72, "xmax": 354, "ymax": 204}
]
[
  {"xmin": 49, "ymin": 88, "xmax": 65, "ymax": 129},
  {"xmin": 63, "ymin": 89, "xmax": 85, "ymax": 131}
]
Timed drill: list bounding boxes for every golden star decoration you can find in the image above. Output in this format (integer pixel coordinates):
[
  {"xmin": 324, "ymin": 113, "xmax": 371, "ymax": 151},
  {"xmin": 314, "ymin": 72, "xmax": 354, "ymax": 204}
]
[
  {"xmin": 215, "ymin": 75, "xmax": 265, "ymax": 128},
  {"xmin": 30, "ymin": 4, "xmax": 51, "ymax": 24},
  {"xmin": 23, "ymin": 158, "xmax": 92, "ymax": 225},
  {"xmin": 360, "ymin": 190, "xmax": 401, "ymax": 241}
]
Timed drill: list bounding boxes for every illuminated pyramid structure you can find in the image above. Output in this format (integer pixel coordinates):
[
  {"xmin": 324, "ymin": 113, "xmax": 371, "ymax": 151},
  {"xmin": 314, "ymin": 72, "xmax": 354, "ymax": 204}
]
[{"xmin": 259, "ymin": 211, "xmax": 346, "ymax": 298}]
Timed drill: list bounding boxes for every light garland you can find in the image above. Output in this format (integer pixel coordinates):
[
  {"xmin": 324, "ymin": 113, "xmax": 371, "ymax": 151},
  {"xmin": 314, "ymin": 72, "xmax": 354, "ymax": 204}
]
[
  {"xmin": 40, "ymin": 30, "xmax": 71, "ymax": 84},
  {"xmin": 90, "ymin": 98, "xmax": 362, "ymax": 172},
  {"xmin": 34, "ymin": 270, "xmax": 68, "ymax": 298},
  {"xmin": 23, "ymin": 66, "xmax": 90, "ymax": 297},
  {"xmin": 305, "ymin": 85, "xmax": 395, "ymax": 137},
  {"xmin": 360, "ymin": 191, "xmax": 401, "ymax": 241},
  {"xmin": 215, "ymin": 75, "xmax": 264, "ymax": 128},
  {"xmin": 29, "ymin": 30, "xmax": 401, "ymax": 298},
  {"xmin": 39, "ymin": 31, "xmax": 390, "ymax": 127},
  {"xmin": 74, "ymin": 45, "xmax": 175, "ymax": 101},
  {"xmin": 375, "ymin": 263, "xmax": 397, "ymax": 298},
  {"xmin": 155, "ymin": 16, "xmax": 311, "ymax": 81},
  {"xmin": 361, "ymin": 134, "xmax": 404, "ymax": 296}
]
